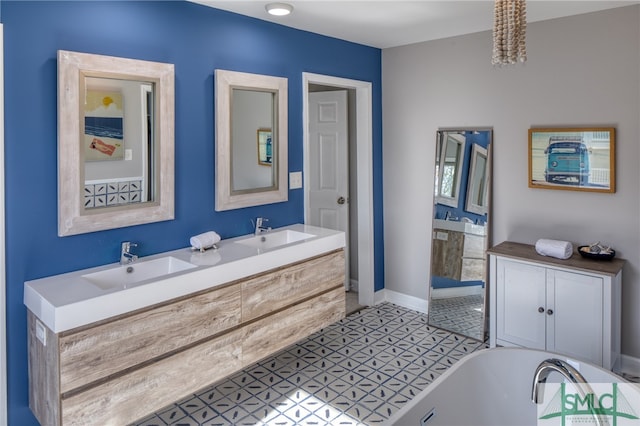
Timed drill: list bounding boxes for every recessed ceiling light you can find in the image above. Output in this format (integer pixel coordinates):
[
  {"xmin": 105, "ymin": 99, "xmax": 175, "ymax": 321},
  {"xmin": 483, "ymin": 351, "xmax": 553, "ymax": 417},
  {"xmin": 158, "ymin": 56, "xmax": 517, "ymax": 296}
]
[{"xmin": 265, "ymin": 3, "xmax": 293, "ymax": 16}]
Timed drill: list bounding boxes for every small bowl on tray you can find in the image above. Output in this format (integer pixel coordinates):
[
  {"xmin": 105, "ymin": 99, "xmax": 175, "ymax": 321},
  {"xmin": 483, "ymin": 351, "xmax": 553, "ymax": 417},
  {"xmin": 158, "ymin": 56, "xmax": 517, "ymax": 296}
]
[{"xmin": 578, "ymin": 245, "xmax": 616, "ymax": 261}]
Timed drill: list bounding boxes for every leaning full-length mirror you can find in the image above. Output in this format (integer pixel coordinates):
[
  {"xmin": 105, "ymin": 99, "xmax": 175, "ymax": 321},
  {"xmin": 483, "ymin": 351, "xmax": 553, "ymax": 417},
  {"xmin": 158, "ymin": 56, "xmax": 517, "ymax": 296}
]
[
  {"xmin": 428, "ymin": 128, "xmax": 492, "ymax": 341},
  {"xmin": 58, "ymin": 50, "xmax": 175, "ymax": 236}
]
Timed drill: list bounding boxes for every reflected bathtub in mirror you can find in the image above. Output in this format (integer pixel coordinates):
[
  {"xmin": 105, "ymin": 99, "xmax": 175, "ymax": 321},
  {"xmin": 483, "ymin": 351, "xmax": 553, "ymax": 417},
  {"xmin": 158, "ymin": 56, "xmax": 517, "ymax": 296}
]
[
  {"xmin": 215, "ymin": 69, "xmax": 288, "ymax": 211},
  {"xmin": 429, "ymin": 128, "xmax": 492, "ymax": 341},
  {"xmin": 58, "ymin": 50, "xmax": 175, "ymax": 236}
]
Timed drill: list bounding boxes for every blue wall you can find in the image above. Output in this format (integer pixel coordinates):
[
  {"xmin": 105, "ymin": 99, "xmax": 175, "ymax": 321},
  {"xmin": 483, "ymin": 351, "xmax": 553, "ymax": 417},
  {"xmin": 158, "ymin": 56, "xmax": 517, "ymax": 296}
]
[{"xmin": 2, "ymin": 2, "xmax": 383, "ymax": 424}]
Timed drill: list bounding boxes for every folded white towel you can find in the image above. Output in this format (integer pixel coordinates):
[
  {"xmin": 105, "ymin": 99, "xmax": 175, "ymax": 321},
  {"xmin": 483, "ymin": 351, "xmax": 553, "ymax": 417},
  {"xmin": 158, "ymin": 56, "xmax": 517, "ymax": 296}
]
[
  {"xmin": 535, "ymin": 239, "xmax": 573, "ymax": 260},
  {"xmin": 190, "ymin": 231, "xmax": 221, "ymax": 251}
]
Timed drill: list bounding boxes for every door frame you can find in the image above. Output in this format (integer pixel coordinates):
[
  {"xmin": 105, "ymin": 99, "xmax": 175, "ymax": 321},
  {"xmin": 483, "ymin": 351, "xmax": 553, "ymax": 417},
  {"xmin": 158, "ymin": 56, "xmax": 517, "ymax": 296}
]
[{"xmin": 302, "ymin": 72, "xmax": 374, "ymax": 307}]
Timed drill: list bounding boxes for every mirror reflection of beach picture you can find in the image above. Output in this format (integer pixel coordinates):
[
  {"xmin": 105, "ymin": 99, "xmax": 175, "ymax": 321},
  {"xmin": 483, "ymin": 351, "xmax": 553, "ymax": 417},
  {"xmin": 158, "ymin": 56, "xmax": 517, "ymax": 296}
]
[
  {"xmin": 84, "ymin": 90, "xmax": 124, "ymax": 161},
  {"xmin": 529, "ymin": 127, "xmax": 615, "ymax": 193}
]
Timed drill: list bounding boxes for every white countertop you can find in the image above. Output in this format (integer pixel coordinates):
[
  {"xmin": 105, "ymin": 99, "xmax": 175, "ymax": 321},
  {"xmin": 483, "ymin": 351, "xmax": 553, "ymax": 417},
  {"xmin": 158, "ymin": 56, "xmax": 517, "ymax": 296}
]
[
  {"xmin": 24, "ymin": 224, "xmax": 345, "ymax": 333},
  {"xmin": 433, "ymin": 219, "xmax": 486, "ymax": 236}
]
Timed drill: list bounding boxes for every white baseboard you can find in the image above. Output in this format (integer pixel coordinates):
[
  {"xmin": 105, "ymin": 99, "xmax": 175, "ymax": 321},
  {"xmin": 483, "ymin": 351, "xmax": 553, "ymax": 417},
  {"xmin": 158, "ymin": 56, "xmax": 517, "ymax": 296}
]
[
  {"xmin": 620, "ymin": 353, "xmax": 640, "ymax": 376},
  {"xmin": 374, "ymin": 289, "xmax": 428, "ymax": 314},
  {"xmin": 373, "ymin": 288, "xmax": 640, "ymax": 378},
  {"xmin": 430, "ymin": 285, "xmax": 483, "ymax": 299}
]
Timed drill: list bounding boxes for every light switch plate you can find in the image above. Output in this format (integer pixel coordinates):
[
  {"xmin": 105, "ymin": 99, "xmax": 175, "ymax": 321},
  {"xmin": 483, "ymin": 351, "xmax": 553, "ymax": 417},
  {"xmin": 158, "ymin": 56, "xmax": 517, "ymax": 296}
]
[
  {"xmin": 125, "ymin": 149, "xmax": 133, "ymax": 161},
  {"xmin": 289, "ymin": 171, "xmax": 302, "ymax": 189}
]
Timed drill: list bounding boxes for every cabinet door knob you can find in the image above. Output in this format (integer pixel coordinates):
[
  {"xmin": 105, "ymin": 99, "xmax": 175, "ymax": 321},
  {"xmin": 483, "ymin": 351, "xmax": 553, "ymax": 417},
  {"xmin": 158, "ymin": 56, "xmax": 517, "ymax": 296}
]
[
  {"xmin": 538, "ymin": 307, "xmax": 544, "ymax": 313},
  {"xmin": 547, "ymin": 309, "xmax": 554, "ymax": 315}
]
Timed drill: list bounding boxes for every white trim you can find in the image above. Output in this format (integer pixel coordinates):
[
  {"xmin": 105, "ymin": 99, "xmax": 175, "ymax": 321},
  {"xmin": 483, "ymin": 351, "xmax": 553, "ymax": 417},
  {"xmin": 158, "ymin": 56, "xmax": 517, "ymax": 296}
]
[
  {"xmin": 620, "ymin": 354, "xmax": 640, "ymax": 377},
  {"xmin": 378, "ymin": 289, "xmax": 429, "ymax": 314},
  {"xmin": 430, "ymin": 285, "xmax": 484, "ymax": 299},
  {"xmin": 302, "ymin": 72, "xmax": 375, "ymax": 307},
  {"xmin": 0, "ymin": 23, "xmax": 7, "ymax": 425}
]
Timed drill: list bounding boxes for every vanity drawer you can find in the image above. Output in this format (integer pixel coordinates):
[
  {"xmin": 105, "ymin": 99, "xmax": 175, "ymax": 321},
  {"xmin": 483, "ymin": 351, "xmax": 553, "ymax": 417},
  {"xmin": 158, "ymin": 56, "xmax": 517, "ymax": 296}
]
[
  {"xmin": 242, "ymin": 286, "xmax": 345, "ymax": 366},
  {"xmin": 61, "ymin": 329, "xmax": 243, "ymax": 426},
  {"xmin": 59, "ymin": 284, "xmax": 241, "ymax": 393},
  {"xmin": 241, "ymin": 249, "xmax": 345, "ymax": 321}
]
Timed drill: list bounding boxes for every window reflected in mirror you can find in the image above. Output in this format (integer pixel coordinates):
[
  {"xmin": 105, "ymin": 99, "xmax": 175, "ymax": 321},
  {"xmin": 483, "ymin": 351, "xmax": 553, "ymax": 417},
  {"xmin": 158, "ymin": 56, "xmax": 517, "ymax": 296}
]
[
  {"xmin": 466, "ymin": 144, "xmax": 488, "ymax": 215},
  {"xmin": 435, "ymin": 132, "xmax": 466, "ymax": 207}
]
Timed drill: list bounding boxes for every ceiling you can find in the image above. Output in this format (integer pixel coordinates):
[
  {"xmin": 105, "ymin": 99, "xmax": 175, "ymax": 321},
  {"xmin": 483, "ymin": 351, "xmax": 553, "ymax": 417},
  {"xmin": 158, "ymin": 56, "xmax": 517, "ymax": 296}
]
[{"xmin": 190, "ymin": 1, "xmax": 638, "ymax": 49}]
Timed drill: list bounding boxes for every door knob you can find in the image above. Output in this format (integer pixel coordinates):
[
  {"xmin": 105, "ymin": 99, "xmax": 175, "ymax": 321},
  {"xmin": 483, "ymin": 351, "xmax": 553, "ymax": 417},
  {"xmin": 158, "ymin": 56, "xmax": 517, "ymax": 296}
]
[{"xmin": 337, "ymin": 196, "xmax": 346, "ymax": 205}]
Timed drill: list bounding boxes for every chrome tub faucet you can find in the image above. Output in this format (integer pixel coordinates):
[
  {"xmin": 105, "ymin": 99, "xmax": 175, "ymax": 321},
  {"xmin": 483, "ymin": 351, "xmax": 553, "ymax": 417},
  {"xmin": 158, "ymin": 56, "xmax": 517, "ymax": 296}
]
[
  {"xmin": 531, "ymin": 358, "xmax": 603, "ymax": 426},
  {"xmin": 120, "ymin": 241, "xmax": 138, "ymax": 265}
]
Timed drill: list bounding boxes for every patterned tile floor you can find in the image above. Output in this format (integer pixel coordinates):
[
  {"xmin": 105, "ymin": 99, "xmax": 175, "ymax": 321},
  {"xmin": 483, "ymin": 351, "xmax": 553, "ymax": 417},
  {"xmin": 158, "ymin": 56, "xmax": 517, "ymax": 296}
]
[
  {"xmin": 132, "ymin": 303, "xmax": 487, "ymax": 426},
  {"xmin": 428, "ymin": 294, "xmax": 485, "ymax": 341}
]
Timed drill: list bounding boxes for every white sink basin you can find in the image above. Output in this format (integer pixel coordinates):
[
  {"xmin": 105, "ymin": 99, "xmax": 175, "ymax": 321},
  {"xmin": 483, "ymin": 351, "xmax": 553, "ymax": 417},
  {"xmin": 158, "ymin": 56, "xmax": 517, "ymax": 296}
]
[
  {"xmin": 83, "ymin": 256, "xmax": 197, "ymax": 290},
  {"xmin": 235, "ymin": 230, "xmax": 315, "ymax": 250}
]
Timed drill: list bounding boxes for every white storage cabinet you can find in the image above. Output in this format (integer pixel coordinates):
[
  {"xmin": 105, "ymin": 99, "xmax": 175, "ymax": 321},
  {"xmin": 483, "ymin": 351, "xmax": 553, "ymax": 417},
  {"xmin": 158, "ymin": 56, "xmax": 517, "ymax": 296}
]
[{"xmin": 488, "ymin": 241, "xmax": 623, "ymax": 370}]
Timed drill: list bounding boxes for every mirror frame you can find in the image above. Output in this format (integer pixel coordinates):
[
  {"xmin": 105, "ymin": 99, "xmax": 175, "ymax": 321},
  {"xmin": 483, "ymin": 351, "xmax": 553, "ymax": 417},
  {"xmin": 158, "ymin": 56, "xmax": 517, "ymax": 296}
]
[
  {"xmin": 435, "ymin": 132, "xmax": 466, "ymax": 208},
  {"xmin": 465, "ymin": 144, "xmax": 489, "ymax": 215},
  {"xmin": 215, "ymin": 69, "xmax": 288, "ymax": 211},
  {"xmin": 57, "ymin": 50, "xmax": 175, "ymax": 236}
]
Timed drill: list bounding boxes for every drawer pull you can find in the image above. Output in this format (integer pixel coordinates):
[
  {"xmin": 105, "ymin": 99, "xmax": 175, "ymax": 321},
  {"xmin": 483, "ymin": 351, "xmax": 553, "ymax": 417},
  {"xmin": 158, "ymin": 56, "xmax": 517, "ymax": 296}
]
[
  {"xmin": 538, "ymin": 307, "xmax": 544, "ymax": 313},
  {"xmin": 547, "ymin": 309, "xmax": 554, "ymax": 315}
]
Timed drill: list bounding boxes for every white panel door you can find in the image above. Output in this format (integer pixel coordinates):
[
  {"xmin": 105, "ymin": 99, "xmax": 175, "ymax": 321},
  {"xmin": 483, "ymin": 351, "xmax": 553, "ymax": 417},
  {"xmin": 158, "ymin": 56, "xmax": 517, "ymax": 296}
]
[
  {"xmin": 496, "ymin": 259, "xmax": 546, "ymax": 349},
  {"xmin": 548, "ymin": 270, "xmax": 603, "ymax": 365},
  {"xmin": 308, "ymin": 90, "xmax": 349, "ymax": 287}
]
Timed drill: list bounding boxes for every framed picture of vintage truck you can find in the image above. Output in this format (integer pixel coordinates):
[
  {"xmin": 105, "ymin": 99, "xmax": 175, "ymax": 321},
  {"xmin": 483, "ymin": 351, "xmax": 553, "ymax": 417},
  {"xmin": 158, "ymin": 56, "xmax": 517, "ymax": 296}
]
[{"xmin": 528, "ymin": 127, "xmax": 615, "ymax": 193}]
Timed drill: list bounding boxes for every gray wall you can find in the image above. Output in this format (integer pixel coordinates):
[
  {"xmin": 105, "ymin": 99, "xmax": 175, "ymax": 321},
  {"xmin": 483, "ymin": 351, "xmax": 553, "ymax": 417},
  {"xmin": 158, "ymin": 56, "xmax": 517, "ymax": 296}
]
[{"xmin": 382, "ymin": 6, "xmax": 640, "ymax": 358}]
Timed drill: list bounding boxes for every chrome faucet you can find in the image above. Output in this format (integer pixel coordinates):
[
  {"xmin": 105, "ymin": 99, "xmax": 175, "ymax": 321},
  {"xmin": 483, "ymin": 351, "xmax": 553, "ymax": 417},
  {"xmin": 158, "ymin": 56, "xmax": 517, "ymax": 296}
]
[
  {"xmin": 120, "ymin": 241, "xmax": 138, "ymax": 265},
  {"xmin": 532, "ymin": 358, "xmax": 603, "ymax": 426},
  {"xmin": 254, "ymin": 217, "xmax": 271, "ymax": 235}
]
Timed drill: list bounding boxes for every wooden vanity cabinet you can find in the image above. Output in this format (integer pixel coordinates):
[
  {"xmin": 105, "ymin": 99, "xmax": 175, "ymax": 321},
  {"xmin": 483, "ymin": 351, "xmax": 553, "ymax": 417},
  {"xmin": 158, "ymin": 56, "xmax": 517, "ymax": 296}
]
[
  {"xmin": 431, "ymin": 229, "xmax": 464, "ymax": 279},
  {"xmin": 28, "ymin": 249, "xmax": 345, "ymax": 426}
]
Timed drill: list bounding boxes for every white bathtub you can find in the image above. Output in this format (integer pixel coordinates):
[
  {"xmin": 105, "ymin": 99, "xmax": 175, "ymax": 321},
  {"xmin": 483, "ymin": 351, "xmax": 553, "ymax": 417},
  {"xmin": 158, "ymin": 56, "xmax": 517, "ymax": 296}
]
[{"xmin": 385, "ymin": 347, "xmax": 634, "ymax": 426}]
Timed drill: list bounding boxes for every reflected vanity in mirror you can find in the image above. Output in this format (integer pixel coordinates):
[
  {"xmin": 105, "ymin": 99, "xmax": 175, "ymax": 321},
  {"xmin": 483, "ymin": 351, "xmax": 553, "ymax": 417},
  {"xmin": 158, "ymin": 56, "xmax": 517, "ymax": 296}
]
[
  {"xmin": 215, "ymin": 69, "xmax": 288, "ymax": 211},
  {"xmin": 58, "ymin": 50, "xmax": 175, "ymax": 236},
  {"xmin": 429, "ymin": 128, "xmax": 492, "ymax": 341}
]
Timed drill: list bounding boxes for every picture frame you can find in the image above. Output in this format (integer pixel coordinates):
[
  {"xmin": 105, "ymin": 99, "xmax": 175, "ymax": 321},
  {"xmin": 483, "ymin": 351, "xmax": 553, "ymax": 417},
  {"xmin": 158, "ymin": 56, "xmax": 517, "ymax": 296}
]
[
  {"xmin": 528, "ymin": 127, "xmax": 615, "ymax": 193},
  {"xmin": 257, "ymin": 128, "xmax": 273, "ymax": 166}
]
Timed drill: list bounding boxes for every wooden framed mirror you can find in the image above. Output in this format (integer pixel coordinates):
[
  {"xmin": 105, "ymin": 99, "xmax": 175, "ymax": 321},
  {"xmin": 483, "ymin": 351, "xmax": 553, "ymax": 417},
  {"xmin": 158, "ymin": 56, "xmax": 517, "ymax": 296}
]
[
  {"xmin": 215, "ymin": 69, "xmax": 288, "ymax": 211},
  {"xmin": 57, "ymin": 50, "xmax": 175, "ymax": 236}
]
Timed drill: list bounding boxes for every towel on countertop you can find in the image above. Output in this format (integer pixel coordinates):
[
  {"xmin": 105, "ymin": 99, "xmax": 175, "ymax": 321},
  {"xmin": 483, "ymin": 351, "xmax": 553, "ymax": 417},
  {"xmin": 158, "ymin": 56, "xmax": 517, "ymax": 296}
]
[
  {"xmin": 190, "ymin": 231, "xmax": 221, "ymax": 251},
  {"xmin": 535, "ymin": 239, "xmax": 573, "ymax": 260}
]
